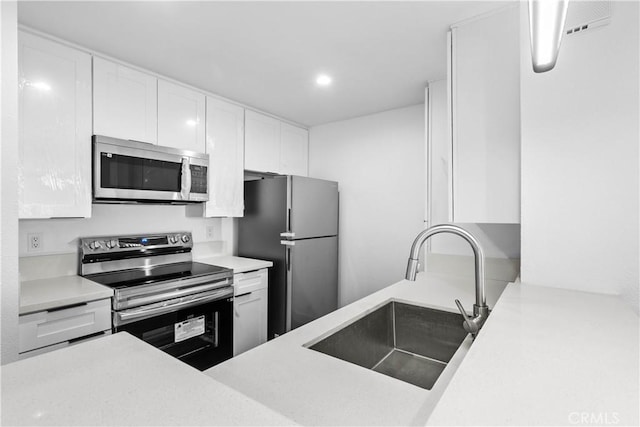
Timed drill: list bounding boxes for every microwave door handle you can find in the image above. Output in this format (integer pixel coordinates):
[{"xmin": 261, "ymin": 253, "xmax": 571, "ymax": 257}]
[{"xmin": 180, "ymin": 157, "xmax": 191, "ymax": 200}]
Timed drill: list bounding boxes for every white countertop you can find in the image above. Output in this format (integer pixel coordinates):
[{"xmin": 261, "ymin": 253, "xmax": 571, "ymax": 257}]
[
  {"xmin": 20, "ymin": 276, "xmax": 114, "ymax": 315},
  {"xmin": 19, "ymin": 256, "xmax": 270, "ymax": 315},
  {"xmin": 196, "ymin": 255, "xmax": 273, "ymax": 274},
  {"xmin": 9, "ymin": 268, "xmax": 638, "ymax": 426},
  {"xmin": 1, "ymin": 332, "xmax": 295, "ymax": 426},
  {"xmin": 427, "ymin": 283, "xmax": 640, "ymax": 426},
  {"xmin": 205, "ymin": 272, "xmax": 509, "ymax": 426},
  {"xmin": 206, "ymin": 273, "xmax": 639, "ymax": 426}
]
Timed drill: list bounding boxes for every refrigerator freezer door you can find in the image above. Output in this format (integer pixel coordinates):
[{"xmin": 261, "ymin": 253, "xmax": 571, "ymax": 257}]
[
  {"xmin": 289, "ymin": 176, "xmax": 338, "ymax": 239},
  {"xmin": 288, "ymin": 236, "xmax": 339, "ymax": 330}
]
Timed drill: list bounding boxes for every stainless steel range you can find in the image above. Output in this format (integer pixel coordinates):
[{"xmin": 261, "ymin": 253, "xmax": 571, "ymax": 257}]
[{"xmin": 79, "ymin": 232, "xmax": 233, "ymax": 370}]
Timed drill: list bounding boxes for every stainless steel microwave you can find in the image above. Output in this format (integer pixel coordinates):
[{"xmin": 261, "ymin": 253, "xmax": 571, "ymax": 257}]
[{"xmin": 93, "ymin": 135, "xmax": 209, "ymax": 203}]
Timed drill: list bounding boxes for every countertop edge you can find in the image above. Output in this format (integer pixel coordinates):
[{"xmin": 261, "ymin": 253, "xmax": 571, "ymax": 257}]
[
  {"xmin": 19, "ymin": 276, "xmax": 114, "ymax": 315},
  {"xmin": 196, "ymin": 255, "xmax": 273, "ymax": 274}
]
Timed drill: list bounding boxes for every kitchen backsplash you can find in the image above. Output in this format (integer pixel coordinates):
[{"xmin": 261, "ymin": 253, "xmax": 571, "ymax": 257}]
[{"xmin": 18, "ymin": 203, "xmax": 235, "ymax": 259}]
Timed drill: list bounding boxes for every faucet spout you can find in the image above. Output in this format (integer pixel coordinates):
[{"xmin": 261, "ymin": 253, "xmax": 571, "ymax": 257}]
[{"xmin": 405, "ymin": 224, "xmax": 489, "ymax": 337}]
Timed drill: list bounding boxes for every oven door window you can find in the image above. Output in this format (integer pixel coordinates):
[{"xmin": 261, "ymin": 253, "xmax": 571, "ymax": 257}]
[
  {"xmin": 100, "ymin": 153, "xmax": 182, "ymax": 192},
  {"xmin": 116, "ymin": 298, "xmax": 233, "ymax": 371}
]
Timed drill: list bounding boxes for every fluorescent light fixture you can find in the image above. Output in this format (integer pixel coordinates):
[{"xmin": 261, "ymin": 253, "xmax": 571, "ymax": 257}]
[
  {"xmin": 186, "ymin": 119, "xmax": 197, "ymax": 126},
  {"xmin": 528, "ymin": 0, "xmax": 569, "ymax": 73},
  {"xmin": 316, "ymin": 74, "xmax": 332, "ymax": 86},
  {"xmin": 27, "ymin": 81, "xmax": 51, "ymax": 91}
]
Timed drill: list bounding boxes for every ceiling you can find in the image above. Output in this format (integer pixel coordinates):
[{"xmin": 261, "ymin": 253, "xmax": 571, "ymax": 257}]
[{"xmin": 18, "ymin": 1, "xmax": 506, "ymax": 127}]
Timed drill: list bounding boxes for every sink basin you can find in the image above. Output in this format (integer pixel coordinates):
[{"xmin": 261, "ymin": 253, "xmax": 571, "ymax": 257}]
[{"xmin": 307, "ymin": 301, "xmax": 468, "ymax": 390}]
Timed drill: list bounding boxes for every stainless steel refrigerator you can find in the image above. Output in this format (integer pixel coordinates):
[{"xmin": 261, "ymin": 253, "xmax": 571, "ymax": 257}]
[{"xmin": 238, "ymin": 175, "xmax": 338, "ymax": 339}]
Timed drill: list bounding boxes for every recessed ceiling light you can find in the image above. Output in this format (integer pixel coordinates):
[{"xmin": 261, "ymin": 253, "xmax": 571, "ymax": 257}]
[{"xmin": 316, "ymin": 74, "xmax": 332, "ymax": 86}]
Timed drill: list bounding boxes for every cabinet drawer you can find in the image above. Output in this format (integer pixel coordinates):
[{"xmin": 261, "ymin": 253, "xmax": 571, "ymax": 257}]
[
  {"xmin": 19, "ymin": 299, "xmax": 111, "ymax": 353},
  {"xmin": 18, "ymin": 330, "xmax": 111, "ymax": 360},
  {"xmin": 234, "ymin": 269, "xmax": 268, "ymax": 295}
]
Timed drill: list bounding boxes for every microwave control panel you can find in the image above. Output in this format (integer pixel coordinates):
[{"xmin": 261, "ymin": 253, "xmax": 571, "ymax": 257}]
[{"xmin": 190, "ymin": 165, "xmax": 208, "ymax": 195}]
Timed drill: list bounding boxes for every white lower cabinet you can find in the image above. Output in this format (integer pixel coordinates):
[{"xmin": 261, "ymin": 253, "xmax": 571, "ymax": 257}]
[
  {"xmin": 233, "ymin": 269, "xmax": 268, "ymax": 356},
  {"xmin": 18, "ymin": 298, "xmax": 112, "ymax": 357}
]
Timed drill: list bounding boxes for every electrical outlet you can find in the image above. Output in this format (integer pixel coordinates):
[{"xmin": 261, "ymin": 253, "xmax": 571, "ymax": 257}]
[
  {"xmin": 206, "ymin": 225, "xmax": 215, "ymax": 240},
  {"xmin": 28, "ymin": 232, "xmax": 43, "ymax": 252}
]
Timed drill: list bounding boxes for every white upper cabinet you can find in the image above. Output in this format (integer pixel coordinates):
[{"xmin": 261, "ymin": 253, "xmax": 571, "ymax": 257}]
[
  {"xmin": 449, "ymin": 6, "xmax": 520, "ymax": 223},
  {"xmin": 93, "ymin": 57, "xmax": 157, "ymax": 144},
  {"xmin": 280, "ymin": 123, "xmax": 309, "ymax": 176},
  {"xmin": 245, "ymin": 110, "xmax": 309, "ymax": 176},
  {"xmin": 205, "ymin": 97, "xmax": 245, "ymax": 217},
  {"xmin": 157, "ymin": 79, "xmax": 205, "ymax": 152},
  {"xmin": 244, "ymin": 110, "xmax": 280, "ymax": 173},
  {"xmin": 18, "ymin": 31, "xmax": 92, "ymax": 218}
]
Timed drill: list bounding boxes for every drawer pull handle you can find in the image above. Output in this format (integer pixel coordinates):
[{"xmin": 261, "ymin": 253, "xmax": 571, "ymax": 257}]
[
  {"xmin": 235, "ymin": 292, "xmax": 252, "ymax": 298},
  {"xmin": 47, "ymin": 302, "xmax": 88, "ymax": 313},
  {"xmin": 68, "ymin": 330, "xmax": 107, "ymax": 344}
]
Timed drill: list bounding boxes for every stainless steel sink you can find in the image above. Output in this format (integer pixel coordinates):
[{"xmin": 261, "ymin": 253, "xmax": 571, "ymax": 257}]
[{"xmin": 307, "ymin": 301, "xmax": 468, "ymax": 390}]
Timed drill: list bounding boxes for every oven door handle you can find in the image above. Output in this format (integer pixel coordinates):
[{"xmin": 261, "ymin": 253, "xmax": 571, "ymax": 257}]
[
  {"xmin": 121, "ymin": 279, "xmax": 231, "ymax": 309},
  {"xmin": 115, "ymin": 287, "xmax": 233, "ymax": 326}
]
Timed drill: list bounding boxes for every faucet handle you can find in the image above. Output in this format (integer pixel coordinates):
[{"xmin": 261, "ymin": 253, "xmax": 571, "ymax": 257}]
[{"xmin": 455, "ymin": 299, "xmax": 479, "ymax": 336}]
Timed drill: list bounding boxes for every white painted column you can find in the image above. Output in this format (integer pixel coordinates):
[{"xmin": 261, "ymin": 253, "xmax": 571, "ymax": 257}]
[{"xmin": 1, "ymin": 0, "xmax": 20, "ymax": 365}]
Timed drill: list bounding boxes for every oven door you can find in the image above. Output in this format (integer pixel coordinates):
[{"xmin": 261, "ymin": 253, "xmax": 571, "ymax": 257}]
[{"xmin": 114, "ymin": 290, "xmax": 233, "ymax": 371}]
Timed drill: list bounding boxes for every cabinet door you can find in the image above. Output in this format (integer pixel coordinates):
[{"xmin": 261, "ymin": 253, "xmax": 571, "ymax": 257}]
[
  {"xmin": 244, "ymin": 110, "xmax": 280, "ymax": 173},
  {"xmin": 233, "ymin": 270, "xmax": 268, "ymax": 356},
  {"xmin": 157, "ymin": 79, "xmax": 205, "ymax": 152},
  {"xmin": 18, "ymin": 32, "xmax": 92, "ymax": 218},
  {"xmin": 233, "ymin": 288, "xmax": 268, "ymax": 356},
  {"xmin": 205, "ymin": 97, "xmax": 245, "ymax": 217},
  {"xmin": 450, "ymin": 6, "xmax": 520, "ymax": 223},
  {"xmin": 93, "ymin": 57, "xmax": 157, "ymax": 144},
  {"xmin": 280, "ymin": 123, "xmax": 309, "ymax": 176}
]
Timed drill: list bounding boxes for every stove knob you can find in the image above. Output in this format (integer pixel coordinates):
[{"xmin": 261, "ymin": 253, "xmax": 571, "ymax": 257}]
[
  {"xmin": 106, "ymin": 239, "xmax": 118, "ymax": 249},
  {"xmin": 88, "ymin": 240, "xmax": 102, "ymax": 250},
  {"xmin": 181, "ymin": 234, "xmax": 191, "ymax": 243},
  {"xmin": 169, "ymin": 235, "xmax": 179, "ymax": 244}
]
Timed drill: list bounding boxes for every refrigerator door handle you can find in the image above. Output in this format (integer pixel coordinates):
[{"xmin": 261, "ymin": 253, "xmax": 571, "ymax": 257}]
[
  {"xmin": 281, "ymin": 240, "xmax": 296, "ymax": 246},
  {"xmin": 280, "ymin": 232, "xmax": 295, "ymax": 238},
  {"xmin": 285, "ymin": 246, "xmax": 292, "ymax": 332},
  {"xmin": 285, "ymin": 247, "xmax": 291, "ymax": 272}
]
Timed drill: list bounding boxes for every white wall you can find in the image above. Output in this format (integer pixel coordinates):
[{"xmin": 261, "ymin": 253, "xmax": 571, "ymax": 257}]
[
  {"xmin": 309, "ymin": 105, "xmax": 425, "ymax": 306},
  {"xmin": 1, "ymin": 0, "xmax": 20, "ymax": 365},
  {"xmin": 520, "ymin": 2, "xmax": 639, "ymax": 313}
]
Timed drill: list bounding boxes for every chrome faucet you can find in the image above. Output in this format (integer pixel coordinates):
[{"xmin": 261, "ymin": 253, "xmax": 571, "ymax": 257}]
[{"xmin": 405, "ymin": 224, "xmax": 490, "ymax": 338}]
